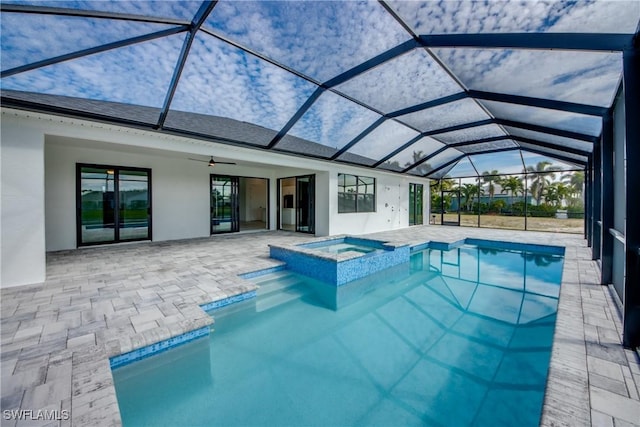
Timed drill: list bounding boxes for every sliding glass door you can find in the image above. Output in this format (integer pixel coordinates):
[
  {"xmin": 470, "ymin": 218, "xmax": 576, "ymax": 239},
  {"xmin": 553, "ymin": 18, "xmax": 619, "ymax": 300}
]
[
  {"xmin": 77, "ymin": 165, "xmax": 151, "ymax": 246},
  {"xmin": 278, "ymin": 175, "xmax": 315, "ymax": 234},
  {"xmin": 296, "ymin": 175, "xmax": 315, "ymax": 233},
  {"xmin": 409, "ymin": 183, "xmax": 424, "ymax": 226},
  {"xmin": 211, "ymin": 175, "xmax": 239, "ymax": 234}
]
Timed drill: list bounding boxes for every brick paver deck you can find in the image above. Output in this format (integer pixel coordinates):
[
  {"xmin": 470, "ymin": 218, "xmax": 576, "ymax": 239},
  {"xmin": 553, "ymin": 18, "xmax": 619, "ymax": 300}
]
[{"xmin": 1, "ymin": 227, "xmax": 638, "ymax": 426}]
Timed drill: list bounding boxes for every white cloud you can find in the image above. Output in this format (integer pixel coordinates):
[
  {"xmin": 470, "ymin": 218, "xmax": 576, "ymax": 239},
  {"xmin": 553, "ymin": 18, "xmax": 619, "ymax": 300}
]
[
  {"xmin": 434, "ymin": 48, "xmax": 622, "ymax": 106},
  {"xmin": 2, "ymin": 33, "xmax": 186, "ymax": 107},
  {"xmin": 505, "ymin": 127, "xmax": 593, "ymax": 152},
  {"xmin": 433, "ymin": 124, "xmax": 506, "ymax": 144},
  {"xmin": 3, "ymin": 1, "xmax": 200, "ymax": 21},
  {"xmin": 335, "ymin": 48, "xmax": 463, "ymax": 113},
  {"xmin": 170, "ymin": 33, "xmax": 317, "ymax": 131},
  {"xmin": 2, "ymin": 0, "xmax": 627, "ymax": 174},
  {"xmin": 0, "ymin": 12, "xmax": 172, "ymax": 71},
  {"xmin": 388, "ymin": 0, "xmax": 639, "ymax": 34},
  {"xmin": 481, "ymin": 100, "xmax": 602, "ymax": 135},
  {"xmin": 204, "ymin": 0, "xmax": 411, "ymax": 82},
  {"xmin": 287, "ymin": 90, "xmax": 380, "ymax": 149},
  {"xmin": 399, "ymin": 98, "xmax": 490, "ymax": 132},
  {"xmin": 346, "ymin": 119, "xmax": 419, "ymax": 160}
]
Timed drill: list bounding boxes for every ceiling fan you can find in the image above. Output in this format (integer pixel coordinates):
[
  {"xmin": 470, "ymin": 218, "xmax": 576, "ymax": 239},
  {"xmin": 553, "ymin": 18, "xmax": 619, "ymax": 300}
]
[{"xmin": 188, "ymin": 156, "xmax": 237, "ymax": 167}]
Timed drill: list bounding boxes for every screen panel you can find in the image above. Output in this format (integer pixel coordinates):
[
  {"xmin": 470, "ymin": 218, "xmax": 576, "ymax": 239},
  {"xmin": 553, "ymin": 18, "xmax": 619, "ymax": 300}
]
[
  {"xmin": 469, "ymin": 150, "xmax": 527, "ymax": 176},
  {"xmin": 435, "ymin": 48, "xmax": 622, "ymax": 107},
  {"xmin": 445, "ymin": 157, "xmax": 478, "ymax": 178},
  {"xmin": 505, "ymin": 127, "xmax": 594, "ymax": 153},
  {"xmin": 339, "ymin": 120, "xmax": 419, "ymax": 166},
  {"xmin": 205, "ymin": 0, "xmax": 408, "ymax": 82},
  {"xmin": 396, "ymin": 98, "xmax": 490, "ymax": 133},
  {"xmin": 388, "ymin": 0, "xmax": 640, "ymax": 34},
  {"xmin": 2, "ymin": 33, "xmax": 185, "ymax": 108},
  {"xmin": 433, "ymin": 124, "xmax": 506, "ymax": 144},
  {"xmin": 378, "ymin": 136, "xmax": 446, "ymax": 172},
  {"xmin": 457, "ymin": 140, "xmax": 518, "ymax": 154},
  {"xmin": 409, "ymin": 148, "xmax": 463, "ymax": 176},
  {"xmin": 0, "ymin": 13, "xmax": 174, "ymax": 72},
  {"xmin": 334, "ymin": 48, "xmax": 462, "ymax": 114},
  {"xmin": 481, "ymin": 100, "xmax": 603, "ymax": 136},
  {"xmin": 520, "ymin": 145, "xmax": 587, "ymax": 168},
  {"xmin": 279, "ymin": 90, "xmax": 381, "ymax": 154},
  {"xmin": 171, "ymin": 32, "xmax": 317, "ymax": 134},
  {"xmin": 1, "ymin": 1, "xmax": 201, "ymax": 20}
]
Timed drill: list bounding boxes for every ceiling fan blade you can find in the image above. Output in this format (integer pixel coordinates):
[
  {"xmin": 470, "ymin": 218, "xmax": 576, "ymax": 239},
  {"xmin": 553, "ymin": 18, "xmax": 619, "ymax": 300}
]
[{"xmin": 188, "ymin": 157, "xmax": 236, "ymax": 166}]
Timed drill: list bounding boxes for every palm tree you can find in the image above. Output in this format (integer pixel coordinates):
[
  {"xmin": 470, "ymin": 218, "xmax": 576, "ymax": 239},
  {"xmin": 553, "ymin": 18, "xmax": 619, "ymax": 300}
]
[
  {"xmin": 545, "ymin": 182, "xmax": 571, "ymax": 207},
  {"xmin": 526, "ymin": 161, "xmax": 559, "ymax": 205},
  {"xmin": 561, "ymin": 171, "xmax": 585, "ymax": 201},
  {"xmin": 460, "ymin": 183, "xmax": 482, "ymax": 212},
  {"xmin": 481, "ymin": 170, "xmax": 500, "ymax": 205},
  {"xmin": 431, "ymin": 178, "xmax": 456, "ymax": 213},
  {"xmin": 500, "ymin": 175, "xmax": 524, "ymax": 208},
  {"xmin": 440, "ymin": 178, "xmax": 456, "ymax": 191}
]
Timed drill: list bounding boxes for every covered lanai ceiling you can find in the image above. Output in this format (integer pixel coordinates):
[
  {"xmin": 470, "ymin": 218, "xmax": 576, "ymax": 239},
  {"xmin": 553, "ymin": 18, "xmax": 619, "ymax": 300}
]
[{"xmin": 2, "ymin": 0, "xmax": 639, "ymax": 178}]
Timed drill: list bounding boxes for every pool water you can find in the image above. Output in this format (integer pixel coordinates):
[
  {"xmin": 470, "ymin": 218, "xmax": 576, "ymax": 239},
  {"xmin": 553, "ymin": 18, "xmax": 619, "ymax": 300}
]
[
  {"xmin": 313, "ymin": 242, "xmax": 377, "ymax": 254},
  {"xmin": 113, "ymin": 244, "xmax": 563, "ymax": 426}
]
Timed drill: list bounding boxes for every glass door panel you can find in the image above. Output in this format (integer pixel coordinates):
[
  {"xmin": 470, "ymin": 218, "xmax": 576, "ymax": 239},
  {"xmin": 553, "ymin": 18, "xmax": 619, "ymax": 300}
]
[
  {"xmin": 296, "ymin": 175, "xmax": 315, "ymax": 234},
  {"xmin": 441, "ymin": 190, "xmax": 461, "ymax": 226},
  {"xmin": 211, "ymin": 175, "xmax": 239, "ymax": 234},
  {"xmin": 119, "ymin": 170, "xmax": 150, "ymax": 240},
  {"xmin": 78, "ymin": 165, "xmax": 151, "ymax": 246},
  {"xmin": 409, "ymin": 183, "xmax": 424, "ymax": 225},
  {"xmin": 79, "ymin": 166, "xmax": 116, "ymax": 244}
]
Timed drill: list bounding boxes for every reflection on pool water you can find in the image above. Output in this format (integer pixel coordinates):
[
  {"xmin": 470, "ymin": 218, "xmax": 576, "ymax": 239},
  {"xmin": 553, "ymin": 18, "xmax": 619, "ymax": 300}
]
[{"xmin": 113, "ymin": 243, "xmax": 563, "ymax": 427}]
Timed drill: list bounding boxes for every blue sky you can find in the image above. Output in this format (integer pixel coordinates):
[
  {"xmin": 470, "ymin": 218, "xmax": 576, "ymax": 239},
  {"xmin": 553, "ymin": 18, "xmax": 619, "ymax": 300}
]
[{"xmin": 2, "ymin": 0, "xmax": 638, "ymax": 171}]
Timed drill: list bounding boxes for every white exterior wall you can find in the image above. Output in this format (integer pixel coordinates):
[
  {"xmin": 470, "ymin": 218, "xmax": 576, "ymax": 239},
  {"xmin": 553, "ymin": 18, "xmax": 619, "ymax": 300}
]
[
  {"xmin": 1, "ymin": 120, "xmax": 46, "ymax": 287},
  {"xmin": 1, "ymin": 109, "xmax": 430, "ymax": 287},
  {"xmin": 326, "ymin": 165, "xmax": 421, "ymax": 236},
  {"xmin": 45, "ymin": 137, "xmax": 283, "ymax": 251},
  {"xmin": 46, "ymin": 139, "xmax": 205, "ymax": 249}
]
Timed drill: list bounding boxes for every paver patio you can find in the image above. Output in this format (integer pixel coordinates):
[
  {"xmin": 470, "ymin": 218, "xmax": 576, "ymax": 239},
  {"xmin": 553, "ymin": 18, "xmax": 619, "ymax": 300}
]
[{"xmin": 1, "ymin": 227, "xmax": 639, "ymax": 426}]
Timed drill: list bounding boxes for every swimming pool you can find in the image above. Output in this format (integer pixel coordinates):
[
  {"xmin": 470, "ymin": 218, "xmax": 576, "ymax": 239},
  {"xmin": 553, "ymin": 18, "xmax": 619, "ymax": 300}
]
[{"xmin": 112, "ymin": 242, "xmax": 563, "ymax": 426}]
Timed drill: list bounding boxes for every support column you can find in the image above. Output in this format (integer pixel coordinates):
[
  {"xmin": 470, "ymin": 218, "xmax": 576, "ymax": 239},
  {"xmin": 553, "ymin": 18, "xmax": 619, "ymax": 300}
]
[
  {"xmin": 586, "ymin": 156, "xmax": 592, "ymax": 246},
  {"xmin": 601, "ymin": 113, "xmax": 614, "ymax": 285},
  {"xmin": 623, "ymin": 45, "xmax": 640, "ymax": 348},
  {"xmin": 592, "ymin": 139, "xmax": 602, "ymax": 260},
  {"xmin": 0, "ymin": 118, "xmax": 46, "ymax": 287}
]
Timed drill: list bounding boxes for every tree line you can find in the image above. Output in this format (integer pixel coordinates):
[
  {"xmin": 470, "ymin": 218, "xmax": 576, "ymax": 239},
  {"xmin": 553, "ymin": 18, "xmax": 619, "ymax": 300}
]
[{"xmin": 430, "ymin": 161, "xmax": 584, "ymax": 217}]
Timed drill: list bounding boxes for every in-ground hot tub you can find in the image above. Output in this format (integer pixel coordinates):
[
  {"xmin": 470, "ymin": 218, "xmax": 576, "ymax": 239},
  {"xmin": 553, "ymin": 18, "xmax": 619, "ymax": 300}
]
[{"xmin": 269, "ymin": 236, "xmax": 410, "ymax": 286}]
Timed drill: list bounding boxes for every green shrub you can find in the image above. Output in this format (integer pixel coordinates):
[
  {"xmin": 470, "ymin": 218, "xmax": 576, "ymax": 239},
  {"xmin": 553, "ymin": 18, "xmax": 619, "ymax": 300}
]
[
  {"xmin": 489, "ymin": 200, "xmax": 506, "ymax": 214},
  {"xmin": 567, "ymin": 205, "xmax": 585, "ymax": 219},
  {"xmin": 528, "ymin": 204, "xmax": 557, "ymax": 218}
]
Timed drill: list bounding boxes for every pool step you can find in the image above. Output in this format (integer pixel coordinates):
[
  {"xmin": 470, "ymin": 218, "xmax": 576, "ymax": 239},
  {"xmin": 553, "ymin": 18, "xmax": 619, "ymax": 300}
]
[
  {"xmin": 256, "ymin": 276, "xmax": 310, "ymax": 312},
  {"xmin": 256, "ymin": 273, "xmax": 302, "ymax": 295},
  {"xmin": 208, "ymin": 298, "xmax": 255, "ymax": 319}
]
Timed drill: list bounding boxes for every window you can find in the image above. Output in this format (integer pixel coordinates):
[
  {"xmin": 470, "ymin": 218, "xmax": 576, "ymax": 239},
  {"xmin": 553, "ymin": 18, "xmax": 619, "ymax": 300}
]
[{"xmin": 338, "ymin": 173, "xmax": 375, "ymax": 213}]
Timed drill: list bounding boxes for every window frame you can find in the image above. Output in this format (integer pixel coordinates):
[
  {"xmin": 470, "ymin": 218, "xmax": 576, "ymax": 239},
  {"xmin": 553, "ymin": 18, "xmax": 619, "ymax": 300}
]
[
  {"xmin": 338, "ymin": 173, "xmax": 376, "ymax": 213},
  {"xmin": 76, "ymin": 163, "xmax": 152, "ymax": 247}
]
